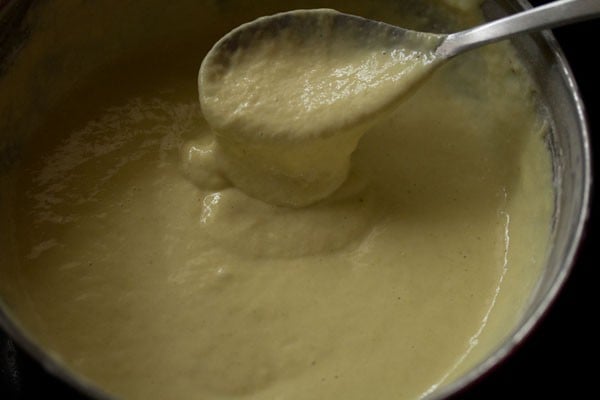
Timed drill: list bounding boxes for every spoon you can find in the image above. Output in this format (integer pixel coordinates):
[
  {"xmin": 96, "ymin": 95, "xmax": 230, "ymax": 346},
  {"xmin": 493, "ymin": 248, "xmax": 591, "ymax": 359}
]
[{"xmin": 199, "ymin": 0, "xmax": 600, "ymax": 207}]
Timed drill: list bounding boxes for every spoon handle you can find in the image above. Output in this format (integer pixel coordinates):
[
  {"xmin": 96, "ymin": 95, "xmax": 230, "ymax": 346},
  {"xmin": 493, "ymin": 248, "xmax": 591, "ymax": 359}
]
[{"xmin": 437, "ymin": 0, "xmax": 600, "ymax": 58}]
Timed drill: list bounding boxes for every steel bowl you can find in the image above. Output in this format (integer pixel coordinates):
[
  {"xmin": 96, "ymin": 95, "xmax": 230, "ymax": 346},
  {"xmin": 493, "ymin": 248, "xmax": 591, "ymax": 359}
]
[{"xmin": 0, "ymin": 0, "xmax": 591, "ymax": 398}]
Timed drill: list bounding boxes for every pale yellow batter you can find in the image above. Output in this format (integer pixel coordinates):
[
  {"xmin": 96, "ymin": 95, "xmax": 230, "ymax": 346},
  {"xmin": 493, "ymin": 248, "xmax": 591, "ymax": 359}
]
[
  {"xmin": 0, "ymin": 1, "xmax": 553, "ymax": 400},
  {"xmin": 199, "ymin": 9, "xmax": 442, "ymax": 206}
]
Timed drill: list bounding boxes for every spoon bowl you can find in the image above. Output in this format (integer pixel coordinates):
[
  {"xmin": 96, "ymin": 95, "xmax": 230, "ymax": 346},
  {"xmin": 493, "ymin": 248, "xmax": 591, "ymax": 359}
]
[{"xmin": 200, "ymin": 8, "xmax": 444, "ymax": 140}]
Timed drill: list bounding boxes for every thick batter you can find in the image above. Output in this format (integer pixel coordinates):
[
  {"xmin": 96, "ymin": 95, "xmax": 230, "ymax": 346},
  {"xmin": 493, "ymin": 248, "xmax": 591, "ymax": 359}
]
[
  {"xmin": 2, "ymin": 1, "xmax": 553, "ymax": 399},
  {"xmin": 199, "ymin": 9, "xmax": 443, "ymax": 206}
]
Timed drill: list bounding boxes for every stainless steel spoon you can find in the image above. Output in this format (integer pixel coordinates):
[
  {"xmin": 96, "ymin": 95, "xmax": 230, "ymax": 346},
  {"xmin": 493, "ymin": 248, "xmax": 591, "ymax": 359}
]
[
  {"xmin": 202, "ymin": 0, "xmax": 600, "ymax": 86},
  {"xmin": 199, "ymin": 0, "xmax": 600, "ymax": 207}
]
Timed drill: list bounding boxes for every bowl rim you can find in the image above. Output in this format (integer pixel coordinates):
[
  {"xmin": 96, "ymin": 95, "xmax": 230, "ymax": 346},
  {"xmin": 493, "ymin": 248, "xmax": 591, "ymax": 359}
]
[{"xmin": 428, "ymin": 0, "xmax": 592, "ymax": 398}]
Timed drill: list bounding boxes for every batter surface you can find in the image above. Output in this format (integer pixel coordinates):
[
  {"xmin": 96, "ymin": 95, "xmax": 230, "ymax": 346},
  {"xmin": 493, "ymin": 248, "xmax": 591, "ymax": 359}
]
[{"xmin": 3, "ymin": 1, "xmax": 553, "ymax": 399}]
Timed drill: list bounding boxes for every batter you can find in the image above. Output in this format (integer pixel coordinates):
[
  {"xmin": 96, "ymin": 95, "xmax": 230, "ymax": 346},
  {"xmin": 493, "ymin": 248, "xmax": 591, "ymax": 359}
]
[
  {"xmin": 199, "ymin": 9, "xmax": 443, "ymax": 206},
  {"xmin": 0, "ymin": 1, "xmax": 553, "ymax": 399}
]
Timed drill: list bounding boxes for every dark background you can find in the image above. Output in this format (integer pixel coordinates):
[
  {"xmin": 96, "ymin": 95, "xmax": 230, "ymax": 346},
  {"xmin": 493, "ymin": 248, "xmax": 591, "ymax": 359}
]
[{"xmin": 1, "ymin": 1, "xmax": 598, "ymax": 399}]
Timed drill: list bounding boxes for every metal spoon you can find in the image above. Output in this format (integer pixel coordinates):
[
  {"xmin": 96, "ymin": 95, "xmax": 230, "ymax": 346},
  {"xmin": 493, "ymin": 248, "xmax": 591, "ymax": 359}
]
[
  {"xmin": 199, "ymin": 0, "xmax": 600, "ymax": 207},
  {"xmin": 202, "ymin": 0, "xmax": 600, "ymax": 101}
]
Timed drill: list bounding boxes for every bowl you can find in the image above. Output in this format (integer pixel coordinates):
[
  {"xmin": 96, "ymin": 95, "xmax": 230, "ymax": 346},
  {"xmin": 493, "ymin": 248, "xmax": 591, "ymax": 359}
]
[{"xmin": 0, "ymin": 0, "xmax": 591, "ymax": 398}]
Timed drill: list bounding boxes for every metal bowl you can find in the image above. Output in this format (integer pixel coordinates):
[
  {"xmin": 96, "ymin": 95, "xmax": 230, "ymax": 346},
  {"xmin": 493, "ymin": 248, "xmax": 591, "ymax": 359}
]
[{"xmin": 0, "ymin": 0, "xmax": 591, "ymax": 398}]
